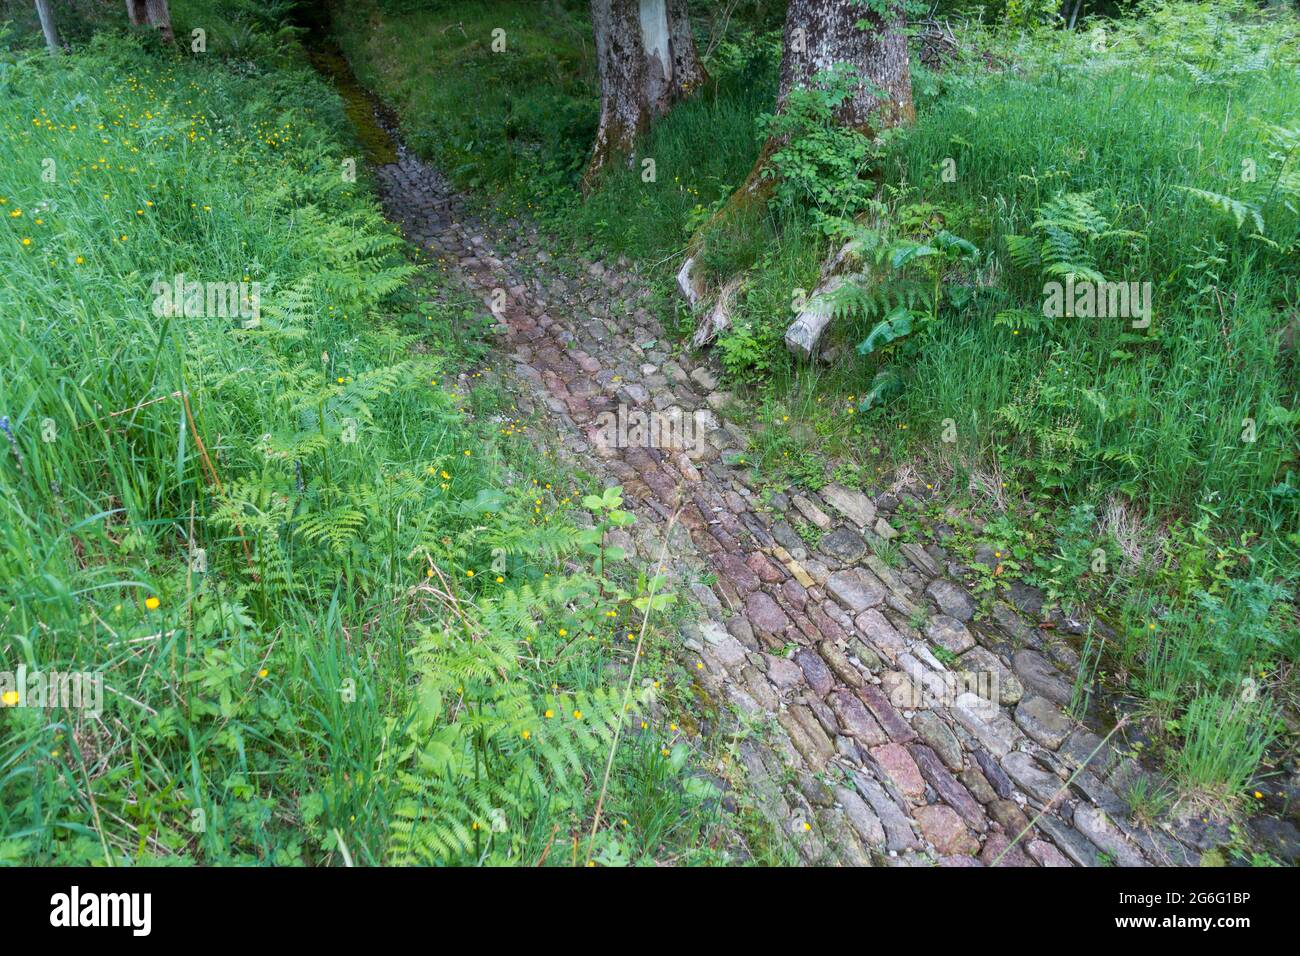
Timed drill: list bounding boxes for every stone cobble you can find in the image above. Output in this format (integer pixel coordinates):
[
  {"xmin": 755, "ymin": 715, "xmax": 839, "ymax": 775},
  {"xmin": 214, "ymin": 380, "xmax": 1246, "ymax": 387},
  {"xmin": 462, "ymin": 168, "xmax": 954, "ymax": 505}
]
[{"xmin": 371, "ymin": 141, "xmax": 1208, "ymax": 868}]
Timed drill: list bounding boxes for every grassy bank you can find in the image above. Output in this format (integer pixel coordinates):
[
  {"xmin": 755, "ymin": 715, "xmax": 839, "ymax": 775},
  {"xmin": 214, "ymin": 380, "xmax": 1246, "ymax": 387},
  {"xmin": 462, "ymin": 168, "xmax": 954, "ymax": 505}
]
[
  {"xmin": 333, "ymin": 0, "xmax": 1299, "ymax": 813},
  {"xmin": 0, "ymin": 17, "xmax": 725, "ymax": 865}
]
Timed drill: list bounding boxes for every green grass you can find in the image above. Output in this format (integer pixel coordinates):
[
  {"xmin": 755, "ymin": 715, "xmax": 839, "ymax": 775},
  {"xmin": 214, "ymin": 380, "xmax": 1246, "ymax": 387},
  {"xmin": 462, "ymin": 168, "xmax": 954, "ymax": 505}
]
[
  {"xmin": 1174, "ymin": 693, "xmax": 1278, "ymax": 807},
  {"xmin": 886, "ymin": 54, "xmax": 1299, "ymax": 523},
  {"xmin": 0, "ymin": 19, "xmax": 730, "ymax": 866},
  {"xmin": 331, "ymin": 0, "xmax": 597, "ymax": 193}
]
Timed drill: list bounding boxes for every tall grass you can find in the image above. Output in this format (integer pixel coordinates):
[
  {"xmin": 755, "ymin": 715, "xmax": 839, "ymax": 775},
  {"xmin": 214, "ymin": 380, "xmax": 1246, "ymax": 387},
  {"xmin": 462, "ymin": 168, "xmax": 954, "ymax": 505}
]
[
  {"xmin": 891, "ymin": 52, "xmax": 1299, "ymax": 528},
  {"xmin": 0, "ymin": 24, "xmax": 724, "ymax": 865}
]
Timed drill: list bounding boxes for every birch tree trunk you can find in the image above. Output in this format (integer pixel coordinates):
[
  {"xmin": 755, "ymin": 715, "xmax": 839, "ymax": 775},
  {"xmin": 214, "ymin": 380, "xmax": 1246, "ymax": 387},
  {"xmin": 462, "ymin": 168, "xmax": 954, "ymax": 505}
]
[
  {"xmin": 583, "ymin": 0, "xmax": 707, "ymax": 192},
  {"xmin": 35, "ymin": 0, "xmax": 61, "ymax": 54},
  {"xmin": 126, "ymin": 0, "xmax": 147, "ymax": 26}
]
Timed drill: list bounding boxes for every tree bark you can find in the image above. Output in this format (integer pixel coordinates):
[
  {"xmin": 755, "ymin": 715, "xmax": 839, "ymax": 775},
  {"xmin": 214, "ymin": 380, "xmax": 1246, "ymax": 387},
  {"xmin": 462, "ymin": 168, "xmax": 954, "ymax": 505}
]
[
  {"xmin": 145, "ymin": 0, "xmax": 174, "ymax": 42},
  {"xmin": 35, "ymin": 0, "xmax": 61, "ymax": 54},
  {"xmin": 667, "ymin": 0, "xmax": 707, "ymax": 99},
  {"xmin": 128, "ymin": 0, "xmax": 173, "ymax": 41},
  {"xmin": 583, "ymin": 0, "xmax": 707, "ymax": 192},
  {"xmin": 678, "ymin": 0, "xmax": 914, "ymax": 323},
  {"xmin": 779, "ymin": 0, "xmax": 913, "ymax": 131}
]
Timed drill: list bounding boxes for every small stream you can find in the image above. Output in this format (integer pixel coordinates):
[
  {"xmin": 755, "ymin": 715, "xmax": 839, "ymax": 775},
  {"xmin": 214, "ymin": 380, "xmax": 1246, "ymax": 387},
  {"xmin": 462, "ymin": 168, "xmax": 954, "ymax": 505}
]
[
  {"xmin": 295, "ymin": 0, "xmax": 401, "ymax": 166},
  {"xmin": 305, "ymin": 41, "xmax": 400, "ymax": 167}
]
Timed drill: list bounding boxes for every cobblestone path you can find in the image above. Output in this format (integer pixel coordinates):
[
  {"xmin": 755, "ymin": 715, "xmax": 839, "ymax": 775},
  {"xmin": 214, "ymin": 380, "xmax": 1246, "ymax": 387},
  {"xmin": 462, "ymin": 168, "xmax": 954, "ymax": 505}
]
[{"xmin": 372, "ymin": 144, "xmax": 1215, "ymax": 867}]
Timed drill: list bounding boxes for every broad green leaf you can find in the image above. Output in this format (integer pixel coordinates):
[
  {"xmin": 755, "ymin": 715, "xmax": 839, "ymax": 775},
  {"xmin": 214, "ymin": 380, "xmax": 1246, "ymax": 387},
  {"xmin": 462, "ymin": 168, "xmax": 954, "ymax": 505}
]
[
  {"xmin": 856, "ymin": 307, "xmax": 914, "ymax": 356},
  {"xmin": 933, "ymin": 230, "xmax": 978, "ymax": 257},
  {"xmin": 890, "ymin": 242, "xmax": 936, "ymax": 270},
  {"xmin": 859, "ymin": 368, "xmax": 903, "ymax": 411}
]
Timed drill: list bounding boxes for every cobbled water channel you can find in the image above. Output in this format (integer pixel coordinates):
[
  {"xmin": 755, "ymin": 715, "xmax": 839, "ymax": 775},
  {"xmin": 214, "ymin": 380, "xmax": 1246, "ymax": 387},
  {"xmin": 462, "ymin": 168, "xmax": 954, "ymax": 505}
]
[{"xmin": 363, "ymin": 121, "xmax": 1249, "ymax": 868}]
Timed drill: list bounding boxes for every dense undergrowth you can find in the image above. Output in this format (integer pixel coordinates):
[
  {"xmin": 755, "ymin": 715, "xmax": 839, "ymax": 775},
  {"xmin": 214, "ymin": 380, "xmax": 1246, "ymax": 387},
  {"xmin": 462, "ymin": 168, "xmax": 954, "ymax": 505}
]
[
  {"xmin": 0, "ymin": 9, "xmax": 730, "ymax": 865},
  {"xmin": 334, "ymin": 0, "xmax": 1299, "ymax": 812}
]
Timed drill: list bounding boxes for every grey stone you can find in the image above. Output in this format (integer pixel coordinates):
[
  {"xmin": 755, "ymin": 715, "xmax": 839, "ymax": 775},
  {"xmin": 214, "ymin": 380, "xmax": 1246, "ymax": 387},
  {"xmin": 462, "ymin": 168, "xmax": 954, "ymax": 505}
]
[
  {"xmin": 1002, "ymin": 752, "xmax": 1064, "ymax": 806},
  {"xmin": 912, "ymin": 712, "xmax": 963, "ymax": 770},
  {"xmin": 1073, "ymin": 804, "xmax": 1148, "ymax": 867},
  {"xmin": 873, "ymin": 516, "xmax": 899, "ymax": 540},
  {"xmin": 1014, "ymin": 696, "xmax": 1074, "ymax": 749},
  {"xmin": 951, "ymin": 692, "xmax": 1022, "ymax": 757},
  {"xmin": 817, "ymin": 808, "xmax": 874, "ymax": 867},
  {"xmin": 853, "ymin": 771, "xmax": 920, "ymax": 852},
  {"xmin": 763, "ymin": 654, "xmax": 803, "ymax": 692},
  {"xmin": 792, "ymin": 495, "xmax": 833, "ymax": 529},
  {"xmin": 703, "ymin": 632, "xmax": 748, "ymax": 671},
  {"xmin": 855, "ymin": 609, "xmax": 908, "ymax": 663},
  {"xmin": 958, "ymin": 645, "xmax": 1023, "ymax": 705},
  {"xmin": 899, "ymin": 653, "xmax": 953, "ymax": 710},
  {"xmin": 768, "ymin": 520, "xmax": 803, "ymax": 556},
  {"xmin": 926, "ymin": 579, "xmax": 975, "ymax": 621},
  {"xmin": 742, "ymin": 667, "xmax": 780, "ymax": 711},
  {"xmin": 820, "ymin": 526, "xmax": 867, "ymax": 563},
  {"xmin": 826, "ymin": 568, "xmax": 886, "ymax": 613},
  {"xmin": 1248, "ymin": 817, "xmax": 1300, "ymax": 866},
  {"xmin": 821, "ymin": 483, "xmax": 877, "ymax": 528},
  {"xmin": 1070, "ymin": 770, "xmax": 1130, "ymax": 818},
  {"xmin": 1007, "ymin": 581, "xmax": 1045, "ymax": 616},
  {"xmin": 926, "ymin": 614, "xmax": 975, "ymax": 654},
  {"xmin": 726, "ymin": 614, "xmax": 757, "ymax": 648},
  {"xmin": 1035, "ymin": 813, "xmax": 1101, "ymax": 867},
  {"xmin": 1012, "ymin": 649, "xmax": 1073, "ymax": 706},
  {"xmin": 990, "ymin": 601, "xmax": 1040, "ymax": 648},
  {"xmin": 689, "ymin": 366, "xmax": 719, "ymax": 391},
  {"xmin": 690, "ymin": 583, "xmax": 723, "ymax": 616},
  {"xmin": 834, "ymin": 786, "xmax": 886, "ymax": 849},
  {"xmin": 901, "ymin": 543, "xmax": 940, "ymax": 577},
  {"xmin": 1058, "ymin": 728, "xmax": 1117, "ymax": 775}
]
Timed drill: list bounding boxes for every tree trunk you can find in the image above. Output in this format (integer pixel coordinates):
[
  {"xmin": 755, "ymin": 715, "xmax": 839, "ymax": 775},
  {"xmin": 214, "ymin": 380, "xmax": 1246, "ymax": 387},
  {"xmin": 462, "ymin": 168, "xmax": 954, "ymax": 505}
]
[
  {"xmin": 128, "ymin": 0, "xmax": 173, "ymax": 41},
  {"xmin": 778, "ymin": 0, "xmax": 913, "ymax": 132},
  {"xmin": 35, "ymin": 0, "xmax": 61, "ymax": 54},
  {"xmin": 667, "ymin": 0, "xmax": 707, "ymax": 99},
  {"xmin": 678, "ymin": 0, "xmax": 914, "ymax": 328},
  {"xmin": 583, "ymin": 0, "xmax": 707, "ymax": 192},
  {"xmin": 145, "ymin": 0, "xmax": 174, "ymax": 42}
]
